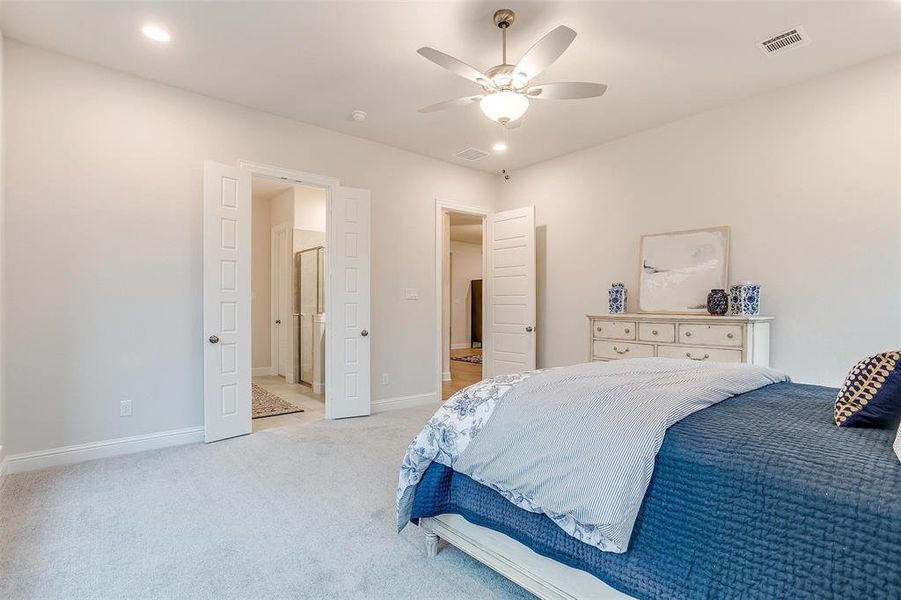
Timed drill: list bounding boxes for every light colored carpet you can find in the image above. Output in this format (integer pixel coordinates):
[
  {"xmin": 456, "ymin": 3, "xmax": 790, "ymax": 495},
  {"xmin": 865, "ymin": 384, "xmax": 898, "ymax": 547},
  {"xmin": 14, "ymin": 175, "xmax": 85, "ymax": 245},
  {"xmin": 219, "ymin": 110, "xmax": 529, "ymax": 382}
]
[{"xmin": 0, "ymin": 405, "xmax": 533, "ymax": 600}]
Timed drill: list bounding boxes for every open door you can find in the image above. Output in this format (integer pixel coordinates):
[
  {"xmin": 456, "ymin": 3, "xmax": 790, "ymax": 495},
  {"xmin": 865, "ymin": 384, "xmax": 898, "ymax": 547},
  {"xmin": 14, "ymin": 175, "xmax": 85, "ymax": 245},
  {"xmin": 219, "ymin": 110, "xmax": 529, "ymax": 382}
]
[
  {"xmin": 485, "ymin": 206, "xmax": 536, "ymax": 377},
  {"xmin": 326, "ymin": 186, "xmax": 371, "ymax": 419},
  {"xmin": 203, "ymin": 161, "xmax": 252, "ymax": 442}
]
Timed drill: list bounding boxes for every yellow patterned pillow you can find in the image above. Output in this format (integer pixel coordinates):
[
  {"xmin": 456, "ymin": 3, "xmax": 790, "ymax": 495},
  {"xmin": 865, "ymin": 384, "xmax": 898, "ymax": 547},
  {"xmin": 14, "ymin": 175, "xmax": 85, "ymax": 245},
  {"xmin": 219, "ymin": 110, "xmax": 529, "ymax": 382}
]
[{"xmin": 835, "ymin": 351, "xmax": 901, "ymax": 427}]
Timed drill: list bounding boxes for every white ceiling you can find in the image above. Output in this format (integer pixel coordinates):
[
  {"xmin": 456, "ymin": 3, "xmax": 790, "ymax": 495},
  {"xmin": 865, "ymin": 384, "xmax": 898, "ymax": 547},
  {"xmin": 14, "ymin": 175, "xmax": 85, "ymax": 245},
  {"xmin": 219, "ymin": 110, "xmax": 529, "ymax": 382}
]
[
  {"xmin": 3, "ymin": 1, "xmax": 899, "ymax": 173},
  {"xmin": 251, "ymin": 176, "xmax": 294, "ymax": 201}
]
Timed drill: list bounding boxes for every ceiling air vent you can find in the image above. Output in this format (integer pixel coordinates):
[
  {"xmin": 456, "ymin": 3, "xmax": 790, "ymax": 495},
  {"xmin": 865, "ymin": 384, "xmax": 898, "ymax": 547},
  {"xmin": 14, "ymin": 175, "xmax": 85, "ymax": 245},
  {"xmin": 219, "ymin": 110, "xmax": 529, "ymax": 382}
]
[
  {"xmin": 454, "ymin": 147, "xmax": 490, "ymax": 161},
  {"xmin": 758, "ymin": 26, "xmax": 811, "ymax": 57}
]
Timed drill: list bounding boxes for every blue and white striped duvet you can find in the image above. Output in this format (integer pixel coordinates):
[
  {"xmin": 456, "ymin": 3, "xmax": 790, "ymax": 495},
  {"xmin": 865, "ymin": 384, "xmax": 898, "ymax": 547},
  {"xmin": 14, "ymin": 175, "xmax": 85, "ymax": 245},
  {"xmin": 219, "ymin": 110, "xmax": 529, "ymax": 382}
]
[{"xmin": 397, "ymin": 358, "xmax": 788, "ymax": 552}]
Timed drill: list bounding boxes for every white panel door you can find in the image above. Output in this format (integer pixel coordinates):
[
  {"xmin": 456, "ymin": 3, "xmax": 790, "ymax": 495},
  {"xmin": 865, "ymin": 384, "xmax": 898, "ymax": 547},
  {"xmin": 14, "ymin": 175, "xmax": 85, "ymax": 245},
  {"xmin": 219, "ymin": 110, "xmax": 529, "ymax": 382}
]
[
  {"xmin": 327, "ymin": 187, "xmax": 371, "ymax": 419},
  {"xmin": 485, "ymin": 206, "xmax": 536, "ymax": 377},
  {"xmin": 271, "ymin": 223, "xmax": 291, "ymax": 379},
  {"xmin": 203, "ymin": 161, "xmax": 252, "ymax": 442}
]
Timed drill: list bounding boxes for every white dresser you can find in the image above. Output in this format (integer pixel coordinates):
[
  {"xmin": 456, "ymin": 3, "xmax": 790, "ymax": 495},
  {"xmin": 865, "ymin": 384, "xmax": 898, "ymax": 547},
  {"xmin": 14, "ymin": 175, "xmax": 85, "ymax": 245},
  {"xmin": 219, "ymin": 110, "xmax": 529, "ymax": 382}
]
[{"xmin": 587, "ymin": 313, "xmax": 772, "ymax": 367}]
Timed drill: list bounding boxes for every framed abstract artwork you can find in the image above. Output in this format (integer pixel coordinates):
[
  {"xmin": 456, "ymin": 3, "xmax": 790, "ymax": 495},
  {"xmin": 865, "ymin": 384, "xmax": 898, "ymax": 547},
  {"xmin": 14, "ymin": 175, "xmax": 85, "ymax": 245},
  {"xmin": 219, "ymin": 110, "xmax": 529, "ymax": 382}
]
[{"xmin": 638, "ymin": 226, "xmax": 730, "ymax": 313}]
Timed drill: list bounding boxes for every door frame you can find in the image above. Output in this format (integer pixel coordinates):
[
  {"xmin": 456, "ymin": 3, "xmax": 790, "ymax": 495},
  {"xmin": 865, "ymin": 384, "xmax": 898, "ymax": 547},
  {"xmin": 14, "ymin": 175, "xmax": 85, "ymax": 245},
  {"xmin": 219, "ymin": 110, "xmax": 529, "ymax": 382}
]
[
  {"xmin": 237, "ymin": 160, "xmax": 338, "ymax": 428},
  {"xmin": 434, "ymin": 200, "xmax": 489, "ymax": 401}
]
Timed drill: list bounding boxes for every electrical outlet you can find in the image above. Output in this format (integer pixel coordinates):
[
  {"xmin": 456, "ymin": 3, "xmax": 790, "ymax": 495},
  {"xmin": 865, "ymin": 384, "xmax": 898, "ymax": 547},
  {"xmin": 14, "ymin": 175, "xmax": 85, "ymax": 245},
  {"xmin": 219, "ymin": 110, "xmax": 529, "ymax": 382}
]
[
  {"xmin": 404, "ymin": 288, "xmax": 419, "ymax": 300},
  {"xmin": 119, "ymin": 399, "xmax": 132, "ymax": 417},
  {"xmin": 382, "ymin": 373, "xmax": 389, "ymax": 385}
]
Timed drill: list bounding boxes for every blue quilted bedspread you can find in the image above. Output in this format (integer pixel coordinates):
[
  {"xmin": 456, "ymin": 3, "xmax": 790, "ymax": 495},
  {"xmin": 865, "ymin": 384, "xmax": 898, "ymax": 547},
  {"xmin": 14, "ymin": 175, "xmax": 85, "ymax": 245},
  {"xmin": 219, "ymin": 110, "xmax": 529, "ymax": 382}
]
[{"xmin": 410, "ymin": 382, "xmax": 901, "ymax": 599}]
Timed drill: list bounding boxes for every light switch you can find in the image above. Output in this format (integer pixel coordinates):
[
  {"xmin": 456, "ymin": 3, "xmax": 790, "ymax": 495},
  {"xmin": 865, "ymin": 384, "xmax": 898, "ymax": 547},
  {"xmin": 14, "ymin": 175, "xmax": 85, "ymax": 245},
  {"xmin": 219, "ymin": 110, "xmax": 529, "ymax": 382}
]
[{"xmin": 404, "ymin": 288, "xmax": 419, "ymax": 300}]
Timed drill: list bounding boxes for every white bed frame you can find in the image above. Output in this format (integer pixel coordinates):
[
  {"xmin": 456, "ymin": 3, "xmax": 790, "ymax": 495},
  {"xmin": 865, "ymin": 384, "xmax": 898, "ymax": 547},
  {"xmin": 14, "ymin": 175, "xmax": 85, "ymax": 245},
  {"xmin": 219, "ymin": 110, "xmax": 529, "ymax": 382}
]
[{"xmin": 420, "ymin": 514, "xmax": 634, "ymax": 600}]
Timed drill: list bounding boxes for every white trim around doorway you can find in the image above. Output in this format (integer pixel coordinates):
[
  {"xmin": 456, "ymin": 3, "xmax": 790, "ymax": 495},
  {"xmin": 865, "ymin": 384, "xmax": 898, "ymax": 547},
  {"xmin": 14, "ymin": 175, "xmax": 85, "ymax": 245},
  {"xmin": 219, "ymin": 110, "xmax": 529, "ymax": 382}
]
[{"xmin": 434, "ymin": 200, "xmax": 489, "ymax": 401}]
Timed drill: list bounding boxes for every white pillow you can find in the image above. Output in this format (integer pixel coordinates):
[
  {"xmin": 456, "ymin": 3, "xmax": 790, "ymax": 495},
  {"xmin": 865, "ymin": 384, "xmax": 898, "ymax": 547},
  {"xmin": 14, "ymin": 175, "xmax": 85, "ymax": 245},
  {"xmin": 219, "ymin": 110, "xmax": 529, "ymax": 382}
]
[{"xmin": 895, "ymin": 422, "xmax": 901, "ymax": 463}]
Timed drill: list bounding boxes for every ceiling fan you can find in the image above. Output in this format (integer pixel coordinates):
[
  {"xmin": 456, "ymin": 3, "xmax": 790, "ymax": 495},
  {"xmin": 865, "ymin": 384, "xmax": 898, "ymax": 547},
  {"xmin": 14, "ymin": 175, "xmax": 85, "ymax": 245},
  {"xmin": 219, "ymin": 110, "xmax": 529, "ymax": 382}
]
[{"xmin": 417, "ymin": 9, "xmax": 607, "ymax": 127}]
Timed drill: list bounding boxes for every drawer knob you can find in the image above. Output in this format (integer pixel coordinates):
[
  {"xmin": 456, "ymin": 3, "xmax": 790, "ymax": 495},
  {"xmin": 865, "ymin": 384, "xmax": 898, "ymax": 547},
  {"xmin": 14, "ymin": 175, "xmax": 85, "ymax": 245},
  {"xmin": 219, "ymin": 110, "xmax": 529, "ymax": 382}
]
[
  {"xmin": 686, "ymin": 352, "xmax": 709, "ymax": 361},
  {"xmin": 597, "ymin": 326, "xmax": 603, "ymax": 332},
  {"xmin": 624, "ymin": 328, "xmax": 631, "ymax": 334},
  {"xmin": 652, "ymin": 330, "xmax": 658, "ymax": 336},
  {"xmin": 727, "ymin": 332, "xmax": 734, "ymax": 339},
  {"xmin": 685, "ymin": 331, "xmax": 692, "ymax": 337},
  {"xmin": 613, "ymin": 346, "xmax": 630, "ymax": 355}
]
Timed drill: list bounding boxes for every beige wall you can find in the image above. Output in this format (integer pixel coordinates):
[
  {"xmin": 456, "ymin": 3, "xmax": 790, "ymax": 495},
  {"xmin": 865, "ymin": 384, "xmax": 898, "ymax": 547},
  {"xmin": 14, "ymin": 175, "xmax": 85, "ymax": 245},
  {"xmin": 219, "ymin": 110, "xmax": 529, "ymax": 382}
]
[
  {"xmin": 251, "ymin": 194, "xmax": 272, "ymax": 370},
  {"xmin": 498, "ymin": 55, "xmax": 901, "ymax": 386},
  {"xmin": 294, "ymin": 185, "xmax": 326, "ymax": 232},
  {"xmin": 0, "ymin": 34, "xmax": 5, "ymax": 461},
  {"xmin": 252, "ymin": 184, "xmax": 326, "ymax": 371},
  {"xmin": 3, "ymin": 41, "xmax": 497, "ymax": 455},
  {"xmin": 450, "ymin": 240, "xmax": 482, "ymax": 348}
]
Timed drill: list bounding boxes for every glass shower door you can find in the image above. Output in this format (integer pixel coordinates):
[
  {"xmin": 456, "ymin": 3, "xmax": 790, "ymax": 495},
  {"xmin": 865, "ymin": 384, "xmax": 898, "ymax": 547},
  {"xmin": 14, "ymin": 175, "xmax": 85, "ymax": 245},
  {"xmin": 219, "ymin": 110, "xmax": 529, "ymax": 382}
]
[{"xmin": 296, "ymin": 247, "xmax": 322, "ymax": 385}]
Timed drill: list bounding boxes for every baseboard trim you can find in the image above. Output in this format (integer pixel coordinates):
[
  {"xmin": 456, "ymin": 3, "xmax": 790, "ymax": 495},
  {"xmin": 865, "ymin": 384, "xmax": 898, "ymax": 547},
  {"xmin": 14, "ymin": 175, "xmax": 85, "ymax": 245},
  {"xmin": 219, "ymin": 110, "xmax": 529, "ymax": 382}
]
[
  {"xmin": 312, "ymin": 381, "xmax": 324, "ymax": 395},
  {"xmin": 450, "ymin": 343, "xmax": 472, "ymax": 350},
  {"xmin": 442, "ymin": 371, "xmax": 451, "ymax": 382},
  {"xmin": 252, "ymin": 366, "xmax": 274, "ymax": 376},
  {"xmin": 0, "ymin": 445, "xmax": 7, "ymax": 488},
  {"xmin": 4, "ymin": 426, "xmax": 205, "ymax": 475},
  {"xmin": 372, "ymin": 392, "xmax": 438, "ymax": 413}
]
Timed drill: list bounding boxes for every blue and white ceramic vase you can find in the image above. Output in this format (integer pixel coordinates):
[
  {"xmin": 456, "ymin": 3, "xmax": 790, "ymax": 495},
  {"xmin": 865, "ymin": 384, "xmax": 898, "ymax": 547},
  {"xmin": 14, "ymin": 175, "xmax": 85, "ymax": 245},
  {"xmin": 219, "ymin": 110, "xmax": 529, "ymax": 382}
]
[
  {"xmin": 706, "ymin": 289, "xmax": 728, "ymax": 316},
  {"xmin": 608, "ymin": 282, "xmax": 626, "ymax": 314},
  {"xmin": 728, "ymin": 282, "xmax": 761, "ymax": 316}
]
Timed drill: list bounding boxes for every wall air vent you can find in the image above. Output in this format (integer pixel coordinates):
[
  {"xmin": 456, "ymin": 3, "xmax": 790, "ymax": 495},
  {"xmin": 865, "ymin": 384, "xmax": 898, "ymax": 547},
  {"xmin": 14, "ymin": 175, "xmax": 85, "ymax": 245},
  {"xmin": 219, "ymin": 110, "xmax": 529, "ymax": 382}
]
[
  {"xmin": 454, "ymin": 147, "xmax": 490, "ymax": 161},
  {"xmin": 758, "ymin": 26, "xmax": 811, "ymax": 56}
]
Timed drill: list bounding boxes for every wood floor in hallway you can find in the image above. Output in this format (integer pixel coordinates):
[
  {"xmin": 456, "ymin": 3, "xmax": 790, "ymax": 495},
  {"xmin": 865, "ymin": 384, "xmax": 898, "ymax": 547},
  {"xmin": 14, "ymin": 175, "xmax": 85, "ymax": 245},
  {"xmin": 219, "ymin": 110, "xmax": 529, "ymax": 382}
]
[{"xmin": 442, "ymin": 347, "xmax": 483, "ymax": 400}]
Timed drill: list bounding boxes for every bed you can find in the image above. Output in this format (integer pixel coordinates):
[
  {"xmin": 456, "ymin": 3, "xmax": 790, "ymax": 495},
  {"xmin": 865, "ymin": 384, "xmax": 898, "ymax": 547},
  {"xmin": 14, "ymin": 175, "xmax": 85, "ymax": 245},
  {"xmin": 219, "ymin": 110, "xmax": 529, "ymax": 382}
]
[{"xmin": 398, "ymin": 360, "xmax": 901, "ymax": 599}]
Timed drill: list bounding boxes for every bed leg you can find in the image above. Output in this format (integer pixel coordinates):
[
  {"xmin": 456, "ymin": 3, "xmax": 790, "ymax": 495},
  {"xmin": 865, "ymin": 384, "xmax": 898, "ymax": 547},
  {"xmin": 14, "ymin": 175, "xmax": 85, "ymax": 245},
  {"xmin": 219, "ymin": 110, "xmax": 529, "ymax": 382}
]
[{"xmin": 424, "ymin": 530, "xmax": 440, "ymax": 557}]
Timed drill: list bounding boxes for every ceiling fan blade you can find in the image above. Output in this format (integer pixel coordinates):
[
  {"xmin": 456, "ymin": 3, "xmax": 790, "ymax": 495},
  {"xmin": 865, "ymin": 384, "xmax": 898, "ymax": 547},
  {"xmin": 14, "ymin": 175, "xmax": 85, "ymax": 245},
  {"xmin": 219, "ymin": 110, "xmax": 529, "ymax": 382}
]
[
  {"xmin": 527, "ymin": 82, "xmax": 608, "ymax": 100},
  {"xmin": 418, "ymin": 95, "xmax": 483, "ymax": 113},
  {"xmin": 417, "ymin": 47, "xmax": 490, "ymax": 85},
  {"xmin": 514, "ymin": 26, "xmax": 577, "ymax": 82}
]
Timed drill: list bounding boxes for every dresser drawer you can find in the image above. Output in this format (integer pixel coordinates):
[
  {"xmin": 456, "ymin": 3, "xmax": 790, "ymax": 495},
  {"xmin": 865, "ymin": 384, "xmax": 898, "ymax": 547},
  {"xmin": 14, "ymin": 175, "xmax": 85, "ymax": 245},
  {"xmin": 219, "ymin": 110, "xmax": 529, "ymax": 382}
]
[
  {"xmin": 638, "ymin": 322, "xmax": 676, "ymax": 343},
  {"xmin": 678, "ymin": 323, "xmax": 743, "ymax": 347},
  {"xmin": 658, "ymin": 345, "xmax": 743, "ymax": 363},
  {"xmin": 591, "ymin": 320, "xmax": 636, "ymax": 340},
  {"xmin": 592, "ymin": 340, "xmax": 655, "ymax": 360}
]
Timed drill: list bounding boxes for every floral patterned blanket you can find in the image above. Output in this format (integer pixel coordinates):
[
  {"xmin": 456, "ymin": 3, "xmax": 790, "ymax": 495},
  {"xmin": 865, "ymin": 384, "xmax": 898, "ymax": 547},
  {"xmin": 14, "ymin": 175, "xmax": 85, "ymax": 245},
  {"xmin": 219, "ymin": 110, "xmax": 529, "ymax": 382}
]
[{"xmin": 396, "ymin": 358, "xmax": 788, "ymax": 552}]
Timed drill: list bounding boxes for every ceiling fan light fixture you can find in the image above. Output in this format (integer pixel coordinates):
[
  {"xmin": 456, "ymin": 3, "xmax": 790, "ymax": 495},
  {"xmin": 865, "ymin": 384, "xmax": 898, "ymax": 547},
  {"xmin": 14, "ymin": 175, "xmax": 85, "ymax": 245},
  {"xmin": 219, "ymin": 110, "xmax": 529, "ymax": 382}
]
[{"xmin": 480, "ymin": 91, "xmax": 529, "ymax": 124}]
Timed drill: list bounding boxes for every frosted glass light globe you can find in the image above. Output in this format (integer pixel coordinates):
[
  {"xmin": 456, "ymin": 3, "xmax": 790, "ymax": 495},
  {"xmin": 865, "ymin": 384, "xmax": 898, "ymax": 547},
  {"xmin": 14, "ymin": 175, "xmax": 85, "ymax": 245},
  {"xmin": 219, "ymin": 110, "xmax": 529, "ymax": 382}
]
[{"xmin": 479, "ymin": 91, "xmax": 529, "ymax": 124}]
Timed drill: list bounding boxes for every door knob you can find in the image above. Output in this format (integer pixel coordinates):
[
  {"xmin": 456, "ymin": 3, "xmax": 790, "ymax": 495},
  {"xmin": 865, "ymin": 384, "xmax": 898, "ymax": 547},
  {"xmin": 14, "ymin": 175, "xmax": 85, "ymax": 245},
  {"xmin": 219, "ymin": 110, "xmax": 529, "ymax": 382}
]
[
  {"xmin": 275, "ymin": 319, "xmax": 281, "ymax": 325},
  {"xmin": 209, "ymin": 335, "xmax": 220, "ymax": 344},
  {"xmin": 361, "ymin": 329, "xmax": 369, "ymax": 337},
  {"xmin": 525, "ymin": 326, "xmax": 534, "ymax": 332}
]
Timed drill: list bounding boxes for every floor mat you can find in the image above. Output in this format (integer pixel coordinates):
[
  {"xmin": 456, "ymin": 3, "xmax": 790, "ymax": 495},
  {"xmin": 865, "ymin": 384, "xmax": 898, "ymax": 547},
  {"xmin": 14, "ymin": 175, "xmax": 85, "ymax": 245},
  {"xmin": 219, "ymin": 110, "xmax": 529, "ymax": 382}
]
[{"xmin": 252, "ymin": 383, "xmax": 304, "ymax": 419}]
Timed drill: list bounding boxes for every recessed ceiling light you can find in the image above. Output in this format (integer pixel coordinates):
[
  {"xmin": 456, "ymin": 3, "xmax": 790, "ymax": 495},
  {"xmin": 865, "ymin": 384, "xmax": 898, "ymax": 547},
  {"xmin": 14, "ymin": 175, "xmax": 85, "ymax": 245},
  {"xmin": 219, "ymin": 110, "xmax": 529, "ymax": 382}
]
[
  {"xmin": 142, "ymin": 25, "xmax": 171, "ymax": 43},
  {"xmin": 492, "ymin": 143, "xmax": 508, "ymax": 152}
]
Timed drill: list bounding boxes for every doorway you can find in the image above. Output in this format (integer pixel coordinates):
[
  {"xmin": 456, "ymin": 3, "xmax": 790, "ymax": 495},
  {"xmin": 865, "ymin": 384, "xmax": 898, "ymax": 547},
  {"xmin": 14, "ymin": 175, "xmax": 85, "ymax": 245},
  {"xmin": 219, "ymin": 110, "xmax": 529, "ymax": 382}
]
[
  {"xmin": 250, "ymin": 177, "xmax": 327, "ymax": 432},
  {"xmin": 442, "ymin": 211, "xmax": 485, "ymax": 400},
  {"xmin": 434, "ymin": 200, "xmax": 538, "ymax": 404},
  {"xmin": 203, "ymin": 160, "xmax": 372, "ymax": 443}
]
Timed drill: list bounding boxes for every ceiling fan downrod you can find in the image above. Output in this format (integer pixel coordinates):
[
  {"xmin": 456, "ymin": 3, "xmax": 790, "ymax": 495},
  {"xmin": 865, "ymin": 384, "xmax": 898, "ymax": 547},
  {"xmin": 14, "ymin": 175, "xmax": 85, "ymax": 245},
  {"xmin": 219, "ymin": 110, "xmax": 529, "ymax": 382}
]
[{"xmin": 494, "ymin": 9, "xmax": 515, "ymax": 66}]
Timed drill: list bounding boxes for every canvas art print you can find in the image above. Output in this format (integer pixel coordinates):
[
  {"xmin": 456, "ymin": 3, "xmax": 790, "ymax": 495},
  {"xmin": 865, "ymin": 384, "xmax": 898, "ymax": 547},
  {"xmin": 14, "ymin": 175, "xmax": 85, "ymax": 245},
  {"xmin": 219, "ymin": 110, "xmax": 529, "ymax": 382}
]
[{"xmin": 639, "ymin": 227, "xmax": 730, "ymax": 313}]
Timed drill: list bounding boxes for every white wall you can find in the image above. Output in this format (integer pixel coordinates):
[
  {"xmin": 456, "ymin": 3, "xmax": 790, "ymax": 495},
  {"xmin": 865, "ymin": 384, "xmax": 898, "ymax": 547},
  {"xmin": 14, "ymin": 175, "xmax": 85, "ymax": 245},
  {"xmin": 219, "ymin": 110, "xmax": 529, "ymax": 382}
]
[
  {"xmin": 3, "ymin": 41, "xmax": 496, "ymax": 455},
  {"xmin": 450, "ymin": 240, "xmax": 482, "ymax": 348},
  {"xmin": 498, "ymin": 54, "xmax": 901, "ymax": 386}
]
